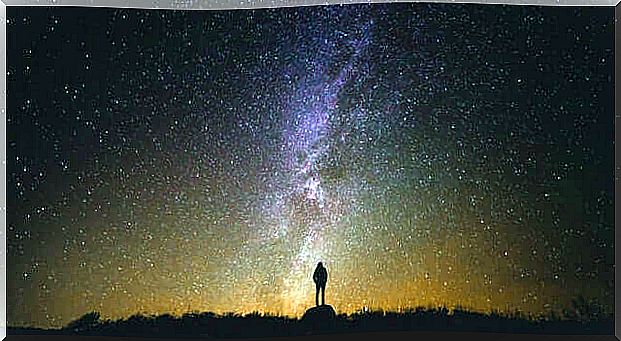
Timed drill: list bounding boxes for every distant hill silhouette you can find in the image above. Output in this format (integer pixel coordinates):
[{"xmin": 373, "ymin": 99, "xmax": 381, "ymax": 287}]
[{"xmin": 8, "ymin": 304, "xmax": 613, "ymax": 338}]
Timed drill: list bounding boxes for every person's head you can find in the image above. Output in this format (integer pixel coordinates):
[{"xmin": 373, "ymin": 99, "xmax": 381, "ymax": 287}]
[{"xmin": 317, "ymin": 262, "xmax": 323, "ymax": 268}]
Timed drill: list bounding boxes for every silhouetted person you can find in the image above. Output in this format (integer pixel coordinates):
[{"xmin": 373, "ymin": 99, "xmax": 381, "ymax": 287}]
[{"xmin": 313, "ymin": 262, "xmax": 328, "ymax": 306}]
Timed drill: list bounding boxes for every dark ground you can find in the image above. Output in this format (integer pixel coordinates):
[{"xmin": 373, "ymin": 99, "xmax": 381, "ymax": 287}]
[
  {"xmin": 4, "ymin": 331, "xmax": 619, "ymax": 341},
  {"xmin": 7, "ymin": 306, "xmax": 614, "ymax": 339}
]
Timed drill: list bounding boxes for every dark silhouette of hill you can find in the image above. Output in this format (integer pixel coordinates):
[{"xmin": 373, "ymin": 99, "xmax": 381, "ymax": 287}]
[{"xmin": 8, "ymin": 304, "xmax": 613, "ymax": 339}]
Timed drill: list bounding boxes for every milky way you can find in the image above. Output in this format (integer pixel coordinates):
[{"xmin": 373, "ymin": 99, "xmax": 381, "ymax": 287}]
[{"xmin": 7, "ymin": 4, "xmax": 615, "ymax": 328}]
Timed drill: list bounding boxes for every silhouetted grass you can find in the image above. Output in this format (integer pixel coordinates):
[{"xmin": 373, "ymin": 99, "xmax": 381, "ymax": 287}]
[{"xmin": 8, "ymin": 303, "xmax": 613, "ymax": 338}]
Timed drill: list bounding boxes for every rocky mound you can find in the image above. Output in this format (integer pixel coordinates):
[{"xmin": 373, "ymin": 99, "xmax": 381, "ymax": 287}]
[{"xmin": 301, "ymin": 305, "xmax": 337, "ymax": 333}]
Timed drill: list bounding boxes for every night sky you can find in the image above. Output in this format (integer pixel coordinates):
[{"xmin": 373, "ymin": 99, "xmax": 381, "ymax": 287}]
[{"xmin": 7, "ymin": 3, "xmax": 615, "ymax": 329}]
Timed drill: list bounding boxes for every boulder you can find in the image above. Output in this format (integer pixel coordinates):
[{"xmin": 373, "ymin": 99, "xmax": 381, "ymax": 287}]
[{"xmin": 301, "ymin": 305, "xmax": 337, "ymax": 333}]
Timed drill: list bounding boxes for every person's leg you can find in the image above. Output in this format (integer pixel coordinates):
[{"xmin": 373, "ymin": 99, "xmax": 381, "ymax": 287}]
[
  {"xmin": 321, "ymin": 283, "xmax": 325, "ymax": 305},
  {"xmin": 315, "ymin": 284, "xmax": 320, "ymax": 306}
]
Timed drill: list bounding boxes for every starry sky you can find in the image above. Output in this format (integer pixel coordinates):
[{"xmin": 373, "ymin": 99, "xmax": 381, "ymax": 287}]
[{"xmin": 7, "ymin": 3, "xmax": 615, "ymax": 329}]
